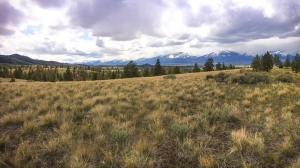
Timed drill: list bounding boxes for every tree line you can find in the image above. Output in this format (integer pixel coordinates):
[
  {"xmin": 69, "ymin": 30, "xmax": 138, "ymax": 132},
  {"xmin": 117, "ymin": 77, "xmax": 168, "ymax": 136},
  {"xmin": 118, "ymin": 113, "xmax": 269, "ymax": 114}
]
[
  {"xmin": 251, "ymin": 52, "xmax": 300, "ymax": 73},
  {"xmin": 0, "ymin": 57, "xmax": 236, "ymax": 82},
  {"xmin": 122, "ymin": 58, "xmax": 235, "ymax": 78}
]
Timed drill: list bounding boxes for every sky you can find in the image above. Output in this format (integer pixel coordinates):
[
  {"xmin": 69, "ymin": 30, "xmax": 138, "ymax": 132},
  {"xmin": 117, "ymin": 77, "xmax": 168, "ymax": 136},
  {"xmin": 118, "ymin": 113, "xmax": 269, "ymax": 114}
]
[{"xmin": 0, "ymin": 0, "xmax": 300, "ymax": 63}]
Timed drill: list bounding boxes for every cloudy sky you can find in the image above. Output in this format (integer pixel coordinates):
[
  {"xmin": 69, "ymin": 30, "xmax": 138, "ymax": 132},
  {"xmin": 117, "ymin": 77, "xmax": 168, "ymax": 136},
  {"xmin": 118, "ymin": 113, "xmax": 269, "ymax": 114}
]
[{"xmin": 0, "ymin": 0, "xmax": 300, "ymax": 63}]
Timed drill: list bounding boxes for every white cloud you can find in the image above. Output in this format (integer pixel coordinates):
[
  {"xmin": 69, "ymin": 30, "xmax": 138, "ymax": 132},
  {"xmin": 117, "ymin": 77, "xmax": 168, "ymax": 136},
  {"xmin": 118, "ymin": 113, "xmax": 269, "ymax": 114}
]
[{"xmin": 1, "ymin": 0, "xmax": 300, "ymax": 63}]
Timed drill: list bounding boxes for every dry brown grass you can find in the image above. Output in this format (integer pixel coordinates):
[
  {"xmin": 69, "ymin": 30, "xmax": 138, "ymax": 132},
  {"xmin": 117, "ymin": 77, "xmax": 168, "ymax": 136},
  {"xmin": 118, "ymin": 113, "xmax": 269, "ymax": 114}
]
[{"xmin": 1, "ymin": 69, "xmax": 300, "ymax": 167}]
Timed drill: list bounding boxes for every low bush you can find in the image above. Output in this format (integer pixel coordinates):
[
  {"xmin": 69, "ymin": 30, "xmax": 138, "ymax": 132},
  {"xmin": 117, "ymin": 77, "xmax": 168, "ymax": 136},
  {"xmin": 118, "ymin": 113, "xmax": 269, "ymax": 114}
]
[
  {"xmin": 170, "ymin": 122, "xmax": 190, "ymax": 141},
  {"xmin": 205, "ymin": 74, "xmax": 214, "ymax": 80},
  {"xmin": 200, "ymin": 107, "xmax": 239, "ymax": 124},
  {"xmin": 110, "ymin": 127, "xmax": 128, "ymax": 144},
  {"xmin": 214, "ymin": 72, "xmax": 230, "ymax": 82},
  {"xmin": 275, "ymin": 73, "xmax": 292, "ymax": 83},
  {"xmin": 163, "ymin": 75, "xmax": 176, "ymax": 79},
  {"xmin": 10, "ymin": 78, "xmax": 15, "ymax": 82},
  {"xmin": 228, "ymin": 72, "xmax": 270, "ymax": 84}
]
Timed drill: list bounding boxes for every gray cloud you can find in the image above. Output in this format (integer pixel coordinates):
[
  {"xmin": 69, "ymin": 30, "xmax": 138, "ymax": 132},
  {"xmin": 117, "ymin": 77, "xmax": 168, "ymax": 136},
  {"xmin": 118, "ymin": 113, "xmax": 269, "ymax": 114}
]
[
  {"xmin": 67, "ymin": 0, "xmax": 300, "ymax": 44},
  {"xmin": 71, "ymin": 50, "xmax": 99, "ymax": 57},
  {"xmin": 0, "ymin": 27, "xmax": 14, "ymax": 35},
  {"xmin": 183, "ymin": 5, "xmax": 217, "ymax": 27},
  {"xmin": 0, "ymin": 1, "xmax": 23, "ymax": 35},
  {"xmin": 148, "ymin": 40, "xmax": 163, "ymax": 47},
  {"xmin": 49, "ymin": 24, "xmax": 68, "ymax": 30},
  {"xmin": 20, "ymin": 41, "xmax": 99, "ymax": 57},
  {"xmin": 101, "ymin": 47, "xmax": 120, "ymax": 56},
  {"xmin": 0, "ymin": 43, "xmax": 3, "ymax": 48},
  {"xmin": 95, "ymin": 39, "xmax": 120, "ymax": 55},
  {"xmin": 96, "ymin": 39, "xmax": 105, "ymax": 48},
  {"xmin": 32, "ymin": 0, "xmax": 66, "ymax": 8},
  {"xmin": 187, "ymin": 0, "xmax": 300, "ymax": 43},
  {"xmin": 176, "ymin": 33, "xmax": 190, "ymax": 40},
  {"xmin": 165, "ymin": 40, "xmax": 186, "ymax": 46},
  {"xmin": 68, "ymin": 0, "xmax": 166, "ymax": 41},
  {"xmin": 212, "ymin": 7, "xmax": 300, "ymax": 42}
]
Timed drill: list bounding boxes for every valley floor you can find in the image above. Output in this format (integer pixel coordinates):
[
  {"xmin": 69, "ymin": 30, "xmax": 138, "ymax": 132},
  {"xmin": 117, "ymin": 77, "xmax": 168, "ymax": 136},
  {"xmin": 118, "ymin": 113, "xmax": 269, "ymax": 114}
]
[{"xmin": 1, "ymin": 69, "xmax": 300, "ymax": 167}]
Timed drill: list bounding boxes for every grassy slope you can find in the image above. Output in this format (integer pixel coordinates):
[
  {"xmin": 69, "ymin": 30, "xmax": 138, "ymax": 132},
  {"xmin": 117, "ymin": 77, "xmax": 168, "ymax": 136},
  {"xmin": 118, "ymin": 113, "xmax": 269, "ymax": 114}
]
[{"xmin": 1, "ymin": 69, "xmax": 300, "ymax": 167}]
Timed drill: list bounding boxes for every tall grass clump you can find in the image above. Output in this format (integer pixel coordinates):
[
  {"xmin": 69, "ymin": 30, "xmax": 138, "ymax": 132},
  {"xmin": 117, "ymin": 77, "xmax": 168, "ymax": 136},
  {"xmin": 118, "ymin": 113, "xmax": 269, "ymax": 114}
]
[{"xmin": 230, "ymin": 127, "xmax": 264, "ymax": 154}]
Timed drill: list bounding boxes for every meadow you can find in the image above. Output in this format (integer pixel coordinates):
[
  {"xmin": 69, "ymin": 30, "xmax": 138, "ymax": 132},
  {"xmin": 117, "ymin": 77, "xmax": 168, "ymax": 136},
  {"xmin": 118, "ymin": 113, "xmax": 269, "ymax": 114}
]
[{"xmin": 1, "ymin": 68, "xmax": 300, "ymax": 167}]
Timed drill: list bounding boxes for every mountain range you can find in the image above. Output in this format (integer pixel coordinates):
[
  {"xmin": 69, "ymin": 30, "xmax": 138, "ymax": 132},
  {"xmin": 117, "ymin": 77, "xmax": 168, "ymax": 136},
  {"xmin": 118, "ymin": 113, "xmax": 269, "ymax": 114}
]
[
  {"xmin": 80, "ymin": 50, "xmax": 296, "ymax": 66},
  {"xmin": 0, "ymin": 50, "xmax": 297, "ymax": 66}
]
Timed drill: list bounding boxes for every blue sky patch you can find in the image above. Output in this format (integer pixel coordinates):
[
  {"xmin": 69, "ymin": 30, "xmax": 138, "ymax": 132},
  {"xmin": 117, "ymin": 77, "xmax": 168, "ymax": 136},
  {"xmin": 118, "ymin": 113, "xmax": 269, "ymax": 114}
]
[
  {"xmin": 21, "ymin": 25, "xmax": 42, "ymax": 35},
  {"xmin": 79, "ymin": 30, "xmax": 93, "ymax": 40}
]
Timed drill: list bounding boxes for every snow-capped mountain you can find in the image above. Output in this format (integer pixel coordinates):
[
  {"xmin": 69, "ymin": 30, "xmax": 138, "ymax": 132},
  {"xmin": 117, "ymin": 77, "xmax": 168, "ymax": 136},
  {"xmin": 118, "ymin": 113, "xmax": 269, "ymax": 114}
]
[
  {"xmin": 135, "ymin": 52, "xmax": 197, "ymax": 65},
  {"xmin": 196, "ymin": 51, "xmax": 255, "ymax": 65},
  {"xmin": 268, "ymin": 50, "xmax": 294, "ymax": 62},
  {"xmin": 78, "ymin": 50, "xmax": 298, "ymax": 66},
  {"xmin": 270, "ymin": 50, "xmax": 290, "ymax": 57}
]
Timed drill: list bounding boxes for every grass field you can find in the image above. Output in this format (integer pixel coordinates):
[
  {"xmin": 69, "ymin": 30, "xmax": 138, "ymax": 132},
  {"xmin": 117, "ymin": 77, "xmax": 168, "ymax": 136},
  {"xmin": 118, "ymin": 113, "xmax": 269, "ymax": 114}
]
[{"xmin": 1, "ymin": 68, "xmax": 300, "ymax": 167}]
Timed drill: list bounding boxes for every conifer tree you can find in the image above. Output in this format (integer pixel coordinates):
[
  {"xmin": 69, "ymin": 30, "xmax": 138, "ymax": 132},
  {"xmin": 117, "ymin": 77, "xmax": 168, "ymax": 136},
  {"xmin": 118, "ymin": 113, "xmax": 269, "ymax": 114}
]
[
  {"xmin": 111, "ymin": 71, "xmax": 116, "ymax": 79},
  {"xmin": 154, "ymin": 59, "xmax": 162, "ymax": 76},
  {"xmin": 251, "ymin": 54, "xmax": 261, "ymax": 71},
  {"xmin": 291, "ymin": 53, "xmax": 300, "ymax": 73},
  {"xmin": 216, "ymin": 62, "xmax": 222, "ymax": 70},
  {"xmin": 284, "ymin": 56, "xmax": 291, "ymax": 67},
  {"xmin": 192, "ymin": 63, "xmax": 200, "ymax": 72},
  {"xmin": 203, "ymin": 58, "xmax": 214, "ymax": 71},
  {"xmin": 92, "ymin": 72, "xmax": 98, "ymax": 80},
  {"xmin": 273, "ymin": 54, "xmax": 281, "ymax": 67},
  {"xmin": 278, "ymin": 61, "xmax": 283, "ymax": 68},
  {"xmin": 261, "ymin": 51, "xmax": 274, "ymax": 72},
  {"xmin": 173, "ymin": 66, "xmax": 181, "ymax": 74},
  {"xmin": 64, "ymin": 65, "xmax": 73, "ymax": 81},
  {"xmin": 123, "ymin": 61, "xmax": 139, "ymax": 78},
  {"xmin": 13, "ymin": 67, "xmax": 23, "ymax": 79},
  {"xmin": 229, "ymin": 64, "xmax": 235, "ymax": 69},
  {"xmin": 143, "ymin": 68, "xmax": 150, "ymax": 77},
  {"xmin": 222, "ymin": 62, "xmax": 226, "ymax": 70}
]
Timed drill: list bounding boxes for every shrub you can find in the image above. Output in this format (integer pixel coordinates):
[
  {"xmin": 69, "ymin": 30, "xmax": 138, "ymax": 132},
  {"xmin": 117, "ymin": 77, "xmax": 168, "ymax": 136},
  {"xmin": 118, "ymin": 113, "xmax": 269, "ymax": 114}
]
[
  {"xmin": 10, "ymin": 78, "xmax": 15, "ymax": 82},
  {"xmin": 201, "ymin": 107, "xmax": 217, "ymax": 123},
  {"xmin": 220, "ymin": 107, "xmax": 237, "ymax": 122},
  {"xmin": 275, "ymin": 73, "xmax": 292, "ymax": 83},
  {"xmin": 170, "ymin": 122, "xmax": 190, "ymax": 141},
  {"xmin": 200, "ymin": 107, "xmax": 239, "ymax": 124},
  {"xmin": 214, "ymin": 72, "xmax": 230, "ymax": 82},
  {"xmin": 110, "ymin": 127, "xmax": 128, "ymax": 144},
  {"xmin": 228, "ymin": 72, "xmax": 269, "ymax": 84},
  {"xmin": 163, "ymin": 75, "xmax": 176, "ymax": 79},
  {"xmin": 40, "ymin": 113, "xmax": 60, "ymax": 129},
  {"xmin": 239, "ymin": 69, "xmax": 251, "ymax": 74},
  {"xmin": 205, "ymin": 74, "xmax": 214, "ymax": 80}
]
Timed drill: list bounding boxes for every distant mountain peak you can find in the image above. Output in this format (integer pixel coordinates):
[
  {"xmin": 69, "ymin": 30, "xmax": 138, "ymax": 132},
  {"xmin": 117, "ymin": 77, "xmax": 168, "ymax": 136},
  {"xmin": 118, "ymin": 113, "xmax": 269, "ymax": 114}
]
[
  {"xmin": 269, "ymin": 50, "xmax": 292, "ymax": 57},
  {"xmin": 270, "ymin": 50, "xmax": 288, "ymax": 55},
  {"xmin": 242, "ymin": 52, "xmax": 254, "ymax": 56},
  {"xmin": 167, "ymin": 52, "xmax": 191, "ymax": 59}
]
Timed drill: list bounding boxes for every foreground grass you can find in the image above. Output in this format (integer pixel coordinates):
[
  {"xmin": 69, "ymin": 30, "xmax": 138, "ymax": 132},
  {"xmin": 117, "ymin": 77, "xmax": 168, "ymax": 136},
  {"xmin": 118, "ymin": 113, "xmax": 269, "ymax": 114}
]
[{"xmin": 1, "ymin": 69, "xmax": 300, "ymax": 167}]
